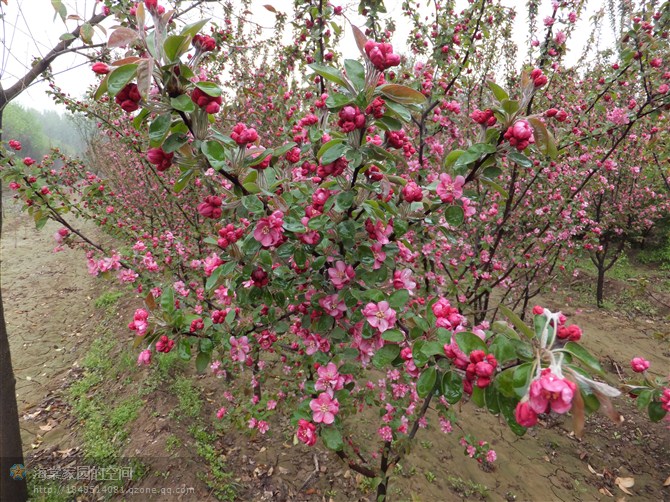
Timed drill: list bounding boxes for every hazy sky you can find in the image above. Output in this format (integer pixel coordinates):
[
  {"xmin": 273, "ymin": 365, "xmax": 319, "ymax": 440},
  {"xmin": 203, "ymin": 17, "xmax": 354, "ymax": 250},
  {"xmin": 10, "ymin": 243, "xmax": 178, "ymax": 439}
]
[{"xmin": 0, "ymin": 0, "xmax": 615, "ymax": 113}]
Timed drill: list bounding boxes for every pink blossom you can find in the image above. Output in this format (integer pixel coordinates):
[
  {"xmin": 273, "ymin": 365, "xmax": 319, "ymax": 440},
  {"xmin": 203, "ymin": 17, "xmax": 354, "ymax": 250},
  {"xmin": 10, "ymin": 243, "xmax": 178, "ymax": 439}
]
[
  {"xmin": 393, "ymin": 269, "xmax": 416, "ymax": 293},
  {"xmin": 514, "ymin": 401, "xmax": 538, "ymax": 427},
  {"xmin": 315, "ymin": 362, "xmax": 344, "ymax": 392},
  {"xmin": 378, "ymin": 426, "xmax": 393, "ymax": 441},
  {"xmin": 630, "ymin": 357, "xmax": 650, "ymax": 373},
  {"xmin": 230, "ymin": 336, "xmax": 251, "ymax": 362},
  {"xmin": 328, "ymin": 261, "xmax": 355, "ymax": 289},
  {"xmin": 606, "ymin": 107, "xmax": 629, "ymax": 126},
  {"xmin": 216, "ymin": 407, "xmax": 227, "ymax": 419},
  {"xmin": 528, "ymin": 369, "xmax": 577, "ymax": 414},
  {"xmin": 436, "ymin": 174, "xmax": 465, "ymax": 203},
  {"xmin": 319, "ymin": 294, "xmax": 347, "ymax": 318},
  {"xmin": 362, "ymin": 301, "xmax": 397, "ymax": 333},
  {"xmin": 309, "ymin": 393, "xmax": 339, "ymax": 424},
  {"xmin": 296, "ymin": 419, "xmax": 317, "ymax": 445},
  {"xmin": 137, "ymin": 349, "xmax": 152, "ymax": 366},
  {"xmin": 253, "ymin": 211, "xmax": 284, "ymax": 247}
]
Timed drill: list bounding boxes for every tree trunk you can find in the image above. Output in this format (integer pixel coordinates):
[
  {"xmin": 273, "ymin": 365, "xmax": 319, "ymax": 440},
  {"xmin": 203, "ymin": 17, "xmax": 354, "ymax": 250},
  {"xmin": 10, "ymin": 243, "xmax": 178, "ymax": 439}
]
[
  {"xmin": 0, "ymin": 106, "xmax": 29, "ymax": 501},
  {"xmin": 596, "ymin": 264, "xmax": 606, "ymax": 308}
]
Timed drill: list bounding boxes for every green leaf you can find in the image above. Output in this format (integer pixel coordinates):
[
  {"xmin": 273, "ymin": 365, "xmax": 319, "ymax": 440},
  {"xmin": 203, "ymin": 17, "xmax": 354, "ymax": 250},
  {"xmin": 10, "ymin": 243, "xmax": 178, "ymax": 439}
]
[
  {"xmin": 507, "ymin": 151, "xmax": 533, "ymax": 168},
  {"xmin": 485, "ymin": 385, "xmax": 501, "ymax": 414},
  {"xmin": 195, "ymin": 81, "xmax": 222, "ymax": 97},
  {"xmin": 171, "ymin": 94, "xmax": 196, "ymax": 113},
  {"xmin": 444, "ymin": 150, "xmax": 464, "ymax": 168},
  {"xmin": 372, "ymin": 344, "xmax": 400, "ymax": 369},
  {"xmin": 173, "ymin": 168, "xmax": 195, "ymax": 193},
  {"xmin": 648, "ymin": 401, "xmax": 667, "ymax": 422},
  {"xmin": 93, "ymin": 75, "xmax": 109, "ymax": 102},
  {"xmin": 325, "ymin": 93, "xmax": 352, "ymax": 109},
  {"xmin": 420, "ymin": 341, "xmax": 444, "ymax": 357},
  {"xmin": 59, "ymin": 33, "xmax": 76, "ymax": 41},
  {"xmin": 388, "ymin": 289, "xmax": 409, "ymax": 310},
  {"xmin": 417, "ymin": 367, "xmax": 437, "ymax": 398},
  {"xmin": 163, "ymin": 34, "xmax": 191, "ymax": 63},
  {"xmin": 528, "ymin": 117, "xmax": 558, "ymax": 158},
  {"xmin": 319, "ymin": 141, "xmax": 347, "ymax": 165},
  {"xmin": 205, "ymin": 266, "xmax": 223, "ymax": 291},
  {"xmin": 376, "ymin": 116, "xmax": 402, "ymax": 131},
  {"xmin": 149, "ymin": 114, "xmax": 172, "ymax": 146},
  {"xmin": 107, "ymin": 64, "xmax": 138, "ymax": 97},
  {"xmin": 162, "ymin": 133, "xmax": 188, "ymax": 153},
  {"xmin": 344, "ymin": 59, "xmax": 365, "ymax": 91},
  {"xmin": 501, "ymin": 99, "xmax": 519, "ymax": 116},
  {"xmin": 378, "ymin": 84, "xmax": 427, "ymax": 105},
  {"xmin": 454, "ymin": 331, "xmax": 487, "ymax": 355},
  {"xmin": 202, "ymin": 140, "xmax": 227, "ymax": 166},
  {"xmin": 195, "ymin": 351, "xmax": 211, "ymax": 373},
  {"xmin": 51, "ymin": 0, "xmax": 66, "ymax": 22},
  {"xmin": 487, "ymin": 81, "xmax": 509, "ymax": 102},
  {"xmin": 385, "ymin": 101, "xmax": 411, "ymax": 122},
  {"xmin": 498, "ymin": 304, "xmax": 534, "ymax": 339},
  {"xmin": 562, "ymin": 342, "xmax": 604, "ymax": 375},
  {"xmin": 454, "ymin": 143, "xmax": 497, "ymax": 168},
  {"xmin": 382, "ymin": 330, "xmax": 404, "ymax": 343},
  {"xmin": 180, "ymin": 19, "xmax": 210, "ymax": 38},
  {"xmin": 80, "ymin": 23, "xmax": 94, "ymax": 44},
  {"xmin": 334, "ymin": 191, "xmax": 354, "ymax": 212},
  {"xmin": 444, "ymin": 205, "xmax": 464, "ymax": 226},
  {"xmin": 241, "ymin": 195, "xmax": 265, "ymax": 214},
  {"xmin": 177, "ymin": 338, "xmax": 191, "ymax": 361},
  {"xmin": 488, "ymin": 336, "xmax": 517, "ymax": 364},
  {"xmin": 321, "ymin": 426, "xmax": 344, "ymax": 451},
  {"xmin": 441, "ymin": 371, "xmax": 463, "ymax": 404},
  {"xmin": 512, "ymin": 363, "xmax": 532, "ymax": 397},
  {"xmin": 308, "ymin": 63, "xmax": 348, "ymax": 88},
  {"xmin": 498, "ymin": 394, "xmax": 527, "ymax": 436},
  {"xmin": 470, "ymin": 386, "xmax": 485, "ymax": 408}
]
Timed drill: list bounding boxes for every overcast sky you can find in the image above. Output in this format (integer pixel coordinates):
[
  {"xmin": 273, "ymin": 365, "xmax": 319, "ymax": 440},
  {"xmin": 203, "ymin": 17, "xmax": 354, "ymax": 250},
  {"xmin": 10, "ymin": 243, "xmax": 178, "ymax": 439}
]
[{"xmin": 0, "ymin": 0, "xmax": 615, "ymax": 114}]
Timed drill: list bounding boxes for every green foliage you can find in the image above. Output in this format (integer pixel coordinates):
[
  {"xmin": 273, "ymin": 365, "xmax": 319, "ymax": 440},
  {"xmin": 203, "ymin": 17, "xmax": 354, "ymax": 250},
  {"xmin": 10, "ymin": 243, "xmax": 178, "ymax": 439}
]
[{"xmin": 94, "ymin": 291, "xmax": 124, "ymax": 309}]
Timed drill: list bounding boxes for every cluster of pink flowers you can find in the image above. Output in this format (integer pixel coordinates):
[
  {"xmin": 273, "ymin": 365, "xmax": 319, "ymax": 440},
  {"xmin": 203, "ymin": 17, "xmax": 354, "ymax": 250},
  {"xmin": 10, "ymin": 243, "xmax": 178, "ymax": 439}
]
[
  {"xmin": 146, "ymin": 148, "xmax": 174, "ymax": 172},
  {"xmin": 156, "ymin": 335, "xmax": 175, "ymax": 353},
  {"xmin": 192, "ymin": 34, "xmax": 216, "ymax": 52},
  {"xmin": 317, "ymin": 157, "xmax": 348, "ymax": 179},
  {"xmin": 463, "ymin": 350, "xmax": 498, "ymax": 394},
  {"xmin": 115, "ymin": 83, "xmax": 142, "ymax": 113},
  {"xmin": 401, "ymin": 181, "xmax": 423, "ymax": 202},
  {"xmin": 128, "ymin": 308, "xmax": 149, "ymax": 336},
  {"xmin": 504, "ymin": 119, "xmax": 535, "ymax": 151},
  {"xmin": 217, "ymin": 223, "xmax": 245, "ymax": 249},
  {"xmin": 231, "ymin": 122, "xmax": 259, "ymax": 146},
  {"xmin": 530, "ymin": 68, "xmax": 548, "ymax": 88},
  {"xmin": 191, "ymin": 87, "xmax": 222, "ymax": 114},
  {"xmin": 197, "ymin": 195, "xmax": 223, "ymax": 219},
  {"xmin": 432, "ymin": 297, "xmax": 465, "ymax": 330},
  {"xmin": 8, "ymin": 139, "xmax": 22, "ymax": 150},
  {"xmin": 253, "ymin": 211, "xmax": 285, "ymax": 247},
  {"xmin": 364, "ymin": 40, "xmax": 400, "ymax": 71},
  {"xmin": 470, "ymin": 108, "xmax": 496, "ymax": 127},
  {"xmin": 338, "ymin": 106, "xmax": 366, "ymax": 132},
  {"xmin": 556, "ymin": 323, "xmax": 582, "ymax": 342},
  {"xmin": 515, "ymin": 368, "xmax": 577, "ymax": 427}
]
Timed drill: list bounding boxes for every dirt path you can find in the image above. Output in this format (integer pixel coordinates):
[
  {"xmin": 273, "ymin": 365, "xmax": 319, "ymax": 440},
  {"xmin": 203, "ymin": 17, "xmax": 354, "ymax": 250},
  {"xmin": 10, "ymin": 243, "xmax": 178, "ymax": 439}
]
[{"xmin": 2, "ymin": 197, "xmax": 100, "ymax": 449}]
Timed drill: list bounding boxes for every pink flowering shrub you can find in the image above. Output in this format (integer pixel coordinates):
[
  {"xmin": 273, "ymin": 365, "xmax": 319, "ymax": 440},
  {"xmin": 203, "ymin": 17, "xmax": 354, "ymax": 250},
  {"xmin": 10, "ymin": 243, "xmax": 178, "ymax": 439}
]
[{"xmin": 2, "ymin": 1, "xmax": 669, "ymax": 499}]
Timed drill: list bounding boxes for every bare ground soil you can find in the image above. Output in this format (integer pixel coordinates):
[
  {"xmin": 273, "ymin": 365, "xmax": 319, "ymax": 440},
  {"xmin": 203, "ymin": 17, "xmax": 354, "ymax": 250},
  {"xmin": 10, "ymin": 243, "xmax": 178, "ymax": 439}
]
[{"xmin": 3, "ymin": 204, "xmax": 669, "ymax": 502}]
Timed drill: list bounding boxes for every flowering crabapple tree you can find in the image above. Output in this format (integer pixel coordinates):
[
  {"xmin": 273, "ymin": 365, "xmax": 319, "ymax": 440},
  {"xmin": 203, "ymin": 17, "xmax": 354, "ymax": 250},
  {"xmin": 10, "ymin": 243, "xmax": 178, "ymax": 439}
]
[{"xmin": 2, "ymin": 0, "xmax": 670, "ymax": 499}]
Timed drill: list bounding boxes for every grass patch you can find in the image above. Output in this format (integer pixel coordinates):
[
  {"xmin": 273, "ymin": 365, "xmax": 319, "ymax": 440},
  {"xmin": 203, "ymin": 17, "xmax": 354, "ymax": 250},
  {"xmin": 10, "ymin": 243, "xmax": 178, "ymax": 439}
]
[
  {"xmin": 446, "ymin": 475, "xmax": 490, "ymax": 499},
  {"xmin": 94, "ymin": 291, "xmax": 124, "ymax": 309},
  {"xmin": 172, "ymin": 376, "xmax": 202, "ymax": 419}
]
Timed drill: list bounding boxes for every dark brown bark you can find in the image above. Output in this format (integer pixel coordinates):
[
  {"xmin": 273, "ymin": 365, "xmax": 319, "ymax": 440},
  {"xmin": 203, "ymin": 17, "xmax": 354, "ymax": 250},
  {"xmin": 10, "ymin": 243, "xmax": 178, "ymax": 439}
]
[{"xmin": 0, "ymin": 107, "xmax": 28, "ymax": 501}]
